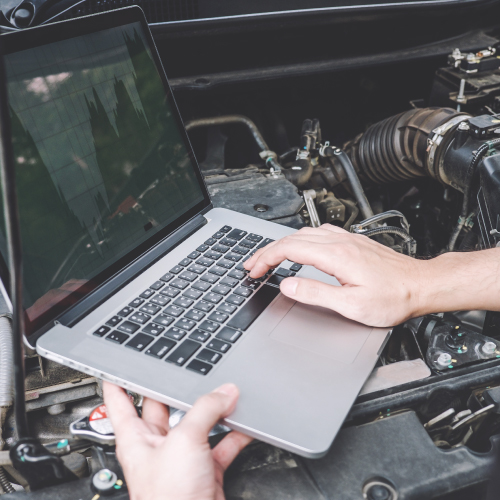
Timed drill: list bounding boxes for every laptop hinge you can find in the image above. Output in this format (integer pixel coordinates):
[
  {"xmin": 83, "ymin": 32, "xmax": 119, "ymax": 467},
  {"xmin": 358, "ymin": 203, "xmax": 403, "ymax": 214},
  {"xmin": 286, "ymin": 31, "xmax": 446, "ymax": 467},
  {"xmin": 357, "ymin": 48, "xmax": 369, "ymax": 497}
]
[{"xmin": 56, "ymin": 211, "xmax": 209, "ymax": 329}]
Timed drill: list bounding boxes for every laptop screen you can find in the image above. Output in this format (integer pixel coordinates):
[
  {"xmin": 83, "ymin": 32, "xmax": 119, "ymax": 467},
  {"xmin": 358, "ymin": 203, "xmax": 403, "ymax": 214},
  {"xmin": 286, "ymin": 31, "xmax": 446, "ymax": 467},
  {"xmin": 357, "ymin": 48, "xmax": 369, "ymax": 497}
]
[{"xmin": 1, "ymin": 14, "xmax": 208, "ymax": 336}]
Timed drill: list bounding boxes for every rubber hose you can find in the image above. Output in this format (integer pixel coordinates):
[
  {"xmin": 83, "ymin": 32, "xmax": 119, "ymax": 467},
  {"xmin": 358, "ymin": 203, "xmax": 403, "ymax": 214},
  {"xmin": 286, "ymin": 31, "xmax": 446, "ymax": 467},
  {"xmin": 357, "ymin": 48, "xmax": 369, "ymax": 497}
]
[
  {"xmin": 359, "ymin": 226, "xmax": 414, "ymax": 243},
  {"xmin": 346, "ymin": 108, "xmax": 467, "ymax": 183},
  {"xmin": 333, "ymin": 150, "xmax": 374, "ymax": 220},
  {"xmin": 282, "ymin": 158, "xmax": 314, "ymax": 187},
  {"xmin": 341, "ymin": 199, "xmax": 359, "ymax": 230}
]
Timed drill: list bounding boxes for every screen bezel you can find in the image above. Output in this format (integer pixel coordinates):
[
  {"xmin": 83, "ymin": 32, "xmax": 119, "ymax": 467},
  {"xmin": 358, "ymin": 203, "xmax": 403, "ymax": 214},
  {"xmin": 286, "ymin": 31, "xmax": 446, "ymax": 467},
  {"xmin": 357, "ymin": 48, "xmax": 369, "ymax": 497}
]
[{"xmin": 0, "ymin": 6, "xmax": 212, "ymax": 340}]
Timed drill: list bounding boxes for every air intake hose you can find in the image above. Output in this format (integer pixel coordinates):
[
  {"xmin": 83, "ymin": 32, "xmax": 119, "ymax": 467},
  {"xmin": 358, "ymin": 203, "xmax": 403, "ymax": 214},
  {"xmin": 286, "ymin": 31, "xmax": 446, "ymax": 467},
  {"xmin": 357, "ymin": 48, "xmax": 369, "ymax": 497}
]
[{"xmin": 345, "ymin": 107, "xmax": 469, "ymax": 185}]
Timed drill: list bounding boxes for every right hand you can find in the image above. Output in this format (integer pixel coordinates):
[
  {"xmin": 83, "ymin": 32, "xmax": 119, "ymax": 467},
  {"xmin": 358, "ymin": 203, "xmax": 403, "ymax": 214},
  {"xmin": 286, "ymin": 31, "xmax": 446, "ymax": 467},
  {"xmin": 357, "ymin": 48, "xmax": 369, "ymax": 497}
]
[{"xmin": 244, "ymin": 224, "xmax": 427, "ymax": 327}]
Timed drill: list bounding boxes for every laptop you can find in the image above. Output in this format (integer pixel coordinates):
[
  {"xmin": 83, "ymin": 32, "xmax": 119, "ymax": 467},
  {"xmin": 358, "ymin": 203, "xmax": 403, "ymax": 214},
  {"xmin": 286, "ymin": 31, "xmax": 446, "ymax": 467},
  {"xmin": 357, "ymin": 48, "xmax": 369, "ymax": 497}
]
[{"xmin": 0, "ymin": 7, "xmax": 390, "ymax": 458}]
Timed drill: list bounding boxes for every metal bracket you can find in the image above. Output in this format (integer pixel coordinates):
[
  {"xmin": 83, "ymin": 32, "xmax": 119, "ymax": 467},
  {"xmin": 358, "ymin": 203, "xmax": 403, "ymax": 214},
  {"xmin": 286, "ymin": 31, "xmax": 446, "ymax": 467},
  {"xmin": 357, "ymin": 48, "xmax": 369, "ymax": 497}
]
[{"xmin": 302, "ymin": 189, "xmax": 322, "ymax": 228}]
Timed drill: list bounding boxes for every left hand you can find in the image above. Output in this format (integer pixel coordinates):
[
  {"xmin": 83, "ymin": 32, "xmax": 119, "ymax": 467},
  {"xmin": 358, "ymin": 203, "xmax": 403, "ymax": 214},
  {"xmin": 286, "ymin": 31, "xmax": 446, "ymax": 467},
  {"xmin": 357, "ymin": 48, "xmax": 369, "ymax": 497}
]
[{"xmin": 103, "ymin": 381, "xmax": 252, "ymax": 500}]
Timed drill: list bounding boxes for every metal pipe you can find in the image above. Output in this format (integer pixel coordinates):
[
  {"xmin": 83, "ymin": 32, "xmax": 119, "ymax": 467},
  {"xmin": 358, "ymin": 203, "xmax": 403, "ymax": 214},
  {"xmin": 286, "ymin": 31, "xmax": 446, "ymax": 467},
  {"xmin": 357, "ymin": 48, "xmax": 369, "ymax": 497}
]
[
  {"xmin": 185, "ymin": 114, "xmax": 281, "ymax": 174},
  {"xmin": 0, "ymin": 48, "xmax": 29, "ymax": 439}
]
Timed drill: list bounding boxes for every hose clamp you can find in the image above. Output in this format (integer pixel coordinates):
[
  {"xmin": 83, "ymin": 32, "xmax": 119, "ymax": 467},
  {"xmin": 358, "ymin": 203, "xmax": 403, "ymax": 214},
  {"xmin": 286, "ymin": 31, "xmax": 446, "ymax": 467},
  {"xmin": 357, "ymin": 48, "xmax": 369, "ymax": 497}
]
[{"xmin": 427, "ymin": 115, "xmax": 470, "ymax": 179}]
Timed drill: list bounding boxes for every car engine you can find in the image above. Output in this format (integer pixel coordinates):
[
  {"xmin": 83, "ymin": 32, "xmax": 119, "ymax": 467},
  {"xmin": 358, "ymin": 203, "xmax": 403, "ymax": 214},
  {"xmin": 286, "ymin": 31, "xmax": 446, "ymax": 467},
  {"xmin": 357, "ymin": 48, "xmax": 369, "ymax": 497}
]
[{"xmin": 2, "ymin": 2, "xmax": 500, "ymax": 497}]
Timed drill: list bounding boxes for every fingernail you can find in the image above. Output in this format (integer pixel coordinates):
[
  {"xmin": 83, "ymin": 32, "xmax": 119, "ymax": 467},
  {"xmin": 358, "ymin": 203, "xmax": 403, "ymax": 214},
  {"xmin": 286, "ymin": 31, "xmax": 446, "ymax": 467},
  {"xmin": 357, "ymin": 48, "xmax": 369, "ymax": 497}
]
[
  {"xmin": 280, "ymin": 277, "xmax": 298, "ymax": 296},
  {"xmin": 213, "ymin": 383, "xmax": 239, "ymax": 397}
]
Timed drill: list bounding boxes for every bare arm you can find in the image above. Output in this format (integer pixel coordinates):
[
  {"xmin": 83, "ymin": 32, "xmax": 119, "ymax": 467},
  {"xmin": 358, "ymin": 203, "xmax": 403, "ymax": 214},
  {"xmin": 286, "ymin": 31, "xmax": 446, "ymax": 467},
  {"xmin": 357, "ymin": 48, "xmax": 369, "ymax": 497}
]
[{"xmin": 244, "ymin": 224, "xmax": 500, "ymax": 327}]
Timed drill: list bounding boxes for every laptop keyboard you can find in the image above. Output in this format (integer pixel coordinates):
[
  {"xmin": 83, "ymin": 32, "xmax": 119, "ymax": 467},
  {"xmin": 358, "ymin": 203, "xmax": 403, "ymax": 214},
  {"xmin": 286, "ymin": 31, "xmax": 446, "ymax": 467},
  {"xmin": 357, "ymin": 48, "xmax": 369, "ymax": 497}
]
[{"xmin": 92, "ymin": 226, "xmax": 302, "ymax": 375}]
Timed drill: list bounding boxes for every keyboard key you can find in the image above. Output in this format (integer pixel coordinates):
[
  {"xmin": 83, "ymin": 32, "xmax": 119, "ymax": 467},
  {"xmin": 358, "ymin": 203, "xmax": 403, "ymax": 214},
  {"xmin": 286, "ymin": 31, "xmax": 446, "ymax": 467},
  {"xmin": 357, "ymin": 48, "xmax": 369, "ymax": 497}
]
[
  {"xmin": 150, "ymin": 281, "xmax": 165, "ymax": 290},
  {"xmin": 140, "ymin": 289, "xmax": 155, "ymax": 299},
  {"xmin": 216, "ymin": 259, "xmax": 234, "ymax": 270},
  {"xmin": 226, "ymin": 294, "xmax": 245, "ymax": 306},
  {"xmin": 207, "ymin": 338, "xmax": 231, "ymax": 353},
  {"xmin": 213, "ymin": 231, "xmax": 225, "ymax": 239},
  {"xmin": 227, "ymin": 229, "xmax": 247, "ymax": 241},
  {"xmin": 117, "ymin": 321, "xmax": 140, "ymax": 334},
  {"xmin": 140, "ymin": 303, "xmax": 161, "ymax": 315},
  {"xmin": 164, "ymin": 326, "xmax": 186, "ymax": 340},
  {"xmin": 185, "ymin": 309, "xmax": 205, "ymax": 321},
  {"xmin": 117, "ymin": 306, "xmax": 134, "ymax": 317},
  {"xmin": 129, "ymin": 298, "xmax": 145, "ymax": 308},
  {"xmin": 192, "ymin": 281, "xmax": 211, "ymax": 292},
  {"xmin": 164, "ymin": 305, "xmax": 184, "ymax": 317},
  {"xmin": 170, "ymin": 278, "xmax": 190, "ymax": 290},
  {"xmin": 228, "ymin": 269, "xmax": 245, "ymax": 280},
  {"xmin": 240, "ymin": 239, "xmax": 256, "ymax": 249},
  {"xmin": 142, "ymin": 323, "xmax": 165, "ymax": 336},
  {"xmin": 179, "ymin": 271, "xmax": 198, "ymax": 282},
  {"xmin": 241, "ymin": 278, "xmax": 261, "ymax": 290},
  {"xmin": 170, "ymin": 265, "xmax": 183, "ymax": 274},
  {"xmin": 227, "ymin": 285, "xmax": 280, "ymax": 331},
  {"xmin": 179, "ymin": 258, "xmax": 192, "ymax": 267},
  {"xmin": 188, "ymin": 264, "xmax": 206, "ymax": 274},
  {"xmin": 212, "ymin": 244, "xmax": 229, "ymax": 254},
  {"xmin": 216, "ymin": 326, "xmax": 242, "ymax": 343},
  {"xmin": 200, "ymin": 273, "xmax": 219, "ymax": 284},
  {"xmin": 160, "ymin": 287, "xmax": 180, "ymax": 298},
  {"xmin": 220, "ymin": 225, "xmax": 232, "ymax": 233},
  {"xmin": 203, "ymin": 292, "xmax": 223, "ymax": 304},
  {"xmin": 235, "ymin": 262, "xmax": 249, "ymax": 271},
  {"xmin": 129, "ymin": 312, "xmax": 151, "ymax": 325},
  {"xmin": 93, "ymin": 325, "xmax": 110, "ymax": 337},
  {"xmin": 199, "ymin": 320, "xmax": 220, "ymax": 333},
  {"xmin": 126, "ymin": 333, "xmax": 154, "ymax": 351},
  {"xmin": 152, "ymin": 315, "xmax": 175, "ymax": 327},
  {"xmin": 175, "ymin": 318, "xmax": 196, "ymax": 331},
  {"xmin": 220, "ymin": 277, "xmax": 238, "ymax": 287},
  {"xmin": 106, "ymin": 331, "xmax": 129, "ymax": 344},
  {"xmin": 205, "ymin": 250, "xmax": 222, "ymax": 261},
  {"xmin": 197, "ymin": 349, "xmax": 222, "ymax": 364},
  {"xmin": 212, "ymin": 285, "xmax": 231, "ymax": 296},
  {"xmin": 165, "ymin": 327, "xmax": 187, "ymax": 341},
  {"xmin": 225, "ymin": 252, "xmax": 242, "ymax": 262},
  {"xmin": 205, "ymin": 237, "xmax": 217, "ymax": 245},
  {"xmin": 246, "ymin": 233, "xmax": 263, "ymax": 242},
  {"xmin": 217, "ymin": 303, "xmax": 237, "ymax": 314},
  {"xmin": 145, "ymin": 338, "xmax": 176, "ymax": 359},
  {"xmin": 233, "ymin": 246, "xmax": 249, "ymax": 256},
  {"xmin": 194, "ymin": 301, "xmax": 214, "ymax": 312},
  {"xmin": 220, "ymin": 237, "xmax": 236, "ymax": 247},
  {"xmin": 189, "ymin": 329, "xmax": 211, "ymax": 342},
  {"xmin": 150, "ymin": 294, "xmax": 170, "ymax": 306},
  {"xmin": 186, "ymin": 359, "xmax": 213, "ymax": 375},
  {"xmin": 208, "ymin": 311, "xmax": 228, "ymax": 323},
  {"xmin": 275, "ymin": 268, "xmax": 293, "ymax": 277},
  {"xmin": 106, "ymin": 316, "xmax": 122, "ymax": 327},
  {"xmin": 166, "ymin": 340, "xmax": 201, "ymax": 366},
  {"xmin": 173, "ymin": 297, "xmax": 194, "ymax": 309},
  {"xmin": 183, "ymin": 288, "xmax": 203, "ymax": 300},
  {"xmin": 234, "ymin": 286, "xmax": 253, "ymax": 298},
  {"xmin": 160, "ymin": 272, "xmax": 174, "ymax": 282},
  {"xmin": 197, "ymin": 257, "xmax": 214, "ymax": 267},
  {"xmin": 208, "ymin": 266, "xmax": 227, "ymax": 277},
  {"xmin": 290, "ymin": 263, "xmax": 302, "ymax": 272},
  {"xmin": 267, "ymin": 274, "xmax": 286, "ymax": 286},
  {"xmin": 256, "ymin": 238, "xmax": 274, "ymax": 250},
  {"xmin": 197, "ymin": 244, "xmax": 209, "ymax": 253},
  {"xmin": 188, "ymin": 251, "xmax": 201, "ymax": 260}
]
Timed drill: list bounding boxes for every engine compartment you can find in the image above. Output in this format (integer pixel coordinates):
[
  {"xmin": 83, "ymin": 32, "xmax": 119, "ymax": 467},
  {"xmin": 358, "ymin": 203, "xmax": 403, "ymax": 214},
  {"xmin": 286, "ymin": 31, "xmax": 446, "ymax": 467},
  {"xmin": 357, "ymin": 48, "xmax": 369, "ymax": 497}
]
[{"xmin": 3, "ymin": 4, "xmax": 500, "ymax": 497}]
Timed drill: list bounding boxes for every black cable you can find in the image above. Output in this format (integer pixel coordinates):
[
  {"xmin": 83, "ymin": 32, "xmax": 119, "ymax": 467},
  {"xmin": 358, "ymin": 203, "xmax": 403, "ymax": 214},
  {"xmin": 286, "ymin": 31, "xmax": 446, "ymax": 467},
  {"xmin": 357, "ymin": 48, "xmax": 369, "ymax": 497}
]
[{"xmin": 0, "ymin": 48, "xmax": 30, "ymax": 438}]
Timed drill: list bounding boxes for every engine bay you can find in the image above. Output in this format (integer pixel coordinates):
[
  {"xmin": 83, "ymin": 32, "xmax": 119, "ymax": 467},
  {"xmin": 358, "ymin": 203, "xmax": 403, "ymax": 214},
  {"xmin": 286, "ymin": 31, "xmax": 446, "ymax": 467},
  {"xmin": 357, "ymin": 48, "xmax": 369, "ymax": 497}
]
[{"xmin": 2, "ymin": 4, "xmax": 500, "ymax": 497}]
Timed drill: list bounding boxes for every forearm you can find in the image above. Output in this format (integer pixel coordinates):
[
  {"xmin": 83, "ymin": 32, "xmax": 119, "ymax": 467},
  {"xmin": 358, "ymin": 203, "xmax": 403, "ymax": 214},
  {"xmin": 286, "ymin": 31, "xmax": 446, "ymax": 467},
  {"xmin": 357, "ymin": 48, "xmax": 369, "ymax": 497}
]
[{"xmin": 414, "ymin": 248, "xmax": 500, "ymax": 316}]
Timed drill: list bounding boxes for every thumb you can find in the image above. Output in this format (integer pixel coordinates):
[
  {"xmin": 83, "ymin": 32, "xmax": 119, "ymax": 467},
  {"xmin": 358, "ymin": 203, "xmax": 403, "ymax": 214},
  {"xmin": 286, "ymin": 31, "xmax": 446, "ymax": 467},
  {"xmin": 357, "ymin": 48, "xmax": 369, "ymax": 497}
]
[
  {"xmin": 280, "ymin": 277, "xmax": 345, "ymax": 310},
  {"xmin": 177, "ymin": 383, "xmax": 239, "ymax": 443}
]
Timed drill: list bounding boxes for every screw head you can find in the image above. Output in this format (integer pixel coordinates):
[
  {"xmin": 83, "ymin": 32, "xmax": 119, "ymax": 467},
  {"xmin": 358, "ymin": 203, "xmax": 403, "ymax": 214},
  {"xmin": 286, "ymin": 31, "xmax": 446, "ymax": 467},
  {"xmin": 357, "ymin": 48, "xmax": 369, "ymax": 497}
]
[
  {"xmin": 437, "ymin": 353, "xmax": 452, "ymax": 367},
  {"xmin": 367, "ymin": 485, "xmax": 392, "ymax": 500},
  {"xmin": 482, "ymin": 342, "xmax": 497, "ymax": 355}
]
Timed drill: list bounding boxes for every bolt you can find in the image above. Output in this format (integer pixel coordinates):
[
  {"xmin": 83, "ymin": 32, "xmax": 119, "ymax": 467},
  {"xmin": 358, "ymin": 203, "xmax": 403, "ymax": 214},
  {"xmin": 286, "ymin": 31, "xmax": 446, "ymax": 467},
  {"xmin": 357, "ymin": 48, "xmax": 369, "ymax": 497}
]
[
  {"xmin": 458, "ymin": 121, "xmax": 470, "ymax": 131},
  {"xmin": 482, "ymin": 342, "xmax": 497, "ymax": 355},
  {"xmin": 367, "ymin": 484, "xmax": 392, "ymax": 500},
  {"xmin": 437, "ymin": 353, "xmax": 452, "ymax": 367}
]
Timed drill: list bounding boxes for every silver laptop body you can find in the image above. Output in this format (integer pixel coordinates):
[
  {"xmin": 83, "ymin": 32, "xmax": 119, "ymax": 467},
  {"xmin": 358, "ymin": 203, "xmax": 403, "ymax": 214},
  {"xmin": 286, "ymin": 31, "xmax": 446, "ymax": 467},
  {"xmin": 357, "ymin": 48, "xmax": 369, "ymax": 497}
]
[{"xmin": 1, "ymin": 7, "xmax": 390, "ymax": 458}]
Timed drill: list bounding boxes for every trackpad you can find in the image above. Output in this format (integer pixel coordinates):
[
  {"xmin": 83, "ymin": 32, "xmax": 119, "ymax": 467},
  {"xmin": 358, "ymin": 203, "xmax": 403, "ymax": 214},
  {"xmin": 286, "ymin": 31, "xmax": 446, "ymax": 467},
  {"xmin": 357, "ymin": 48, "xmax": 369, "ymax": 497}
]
[{"xmin": 269, "ymin": 302, "xmax": 373, "ymax": 364}]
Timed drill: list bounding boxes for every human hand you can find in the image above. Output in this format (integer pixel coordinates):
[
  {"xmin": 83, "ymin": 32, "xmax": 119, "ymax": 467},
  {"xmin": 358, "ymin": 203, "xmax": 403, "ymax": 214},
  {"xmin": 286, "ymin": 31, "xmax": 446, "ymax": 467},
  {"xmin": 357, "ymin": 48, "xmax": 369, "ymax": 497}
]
[
  {"xmin": 244, "ymin": 224, "xmax": 427, "ymax": 327},
  {"xmin": 103, "ymin": 381, "xmax": 252, "ymax": 500}
]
